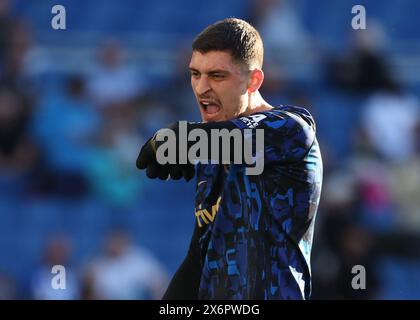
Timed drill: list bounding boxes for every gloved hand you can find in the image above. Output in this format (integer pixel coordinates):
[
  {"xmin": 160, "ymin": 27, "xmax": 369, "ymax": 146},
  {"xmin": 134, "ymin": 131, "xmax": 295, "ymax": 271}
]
[{"xmin": 136, "ymin": 125, "xmax": 195, "ymax": 182}]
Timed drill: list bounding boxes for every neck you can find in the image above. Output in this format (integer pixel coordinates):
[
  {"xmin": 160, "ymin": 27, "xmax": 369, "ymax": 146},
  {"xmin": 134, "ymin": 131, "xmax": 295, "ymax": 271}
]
[{"xmin": 242, "ymin": 90, "xmax": 273, "ymax": 117}]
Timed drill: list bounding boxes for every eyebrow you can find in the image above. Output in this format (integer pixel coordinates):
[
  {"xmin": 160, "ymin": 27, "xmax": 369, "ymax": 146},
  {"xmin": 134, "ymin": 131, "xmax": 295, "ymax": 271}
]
[{"xmin": 189, "ymin": 68, "xmax": 230, "ymax": 75}]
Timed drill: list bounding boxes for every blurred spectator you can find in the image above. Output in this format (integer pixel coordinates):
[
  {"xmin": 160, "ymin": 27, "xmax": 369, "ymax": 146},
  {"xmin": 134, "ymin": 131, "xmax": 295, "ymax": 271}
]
[
  {"xmin": 312, "ymin": 171, "xmax": 380, "ymax": 299},
  {"xmin": 388, "ymin": 119, "xmax": 420, "ymax": 232},
  {"xmin": 0, "ymin": 18, "xmax": 37, "ymax": 106},
  {"xmin": 333, "ymin": 225, "xmax": 379, "ymax": 299},
  {"xmin": 350, "ymin": 158, "xmax": 397, "ymax": 232},
  {"xmin": 0, "ymin": 85, "xmax": 39, "ymax": 197},
  {"xmin": 87, "ymin": 39, "xmax": 144, "ymax": 108},
  {"xmin": 251, "ymin": 0, "xmax": 311, "ymax": 62},
  {"xmin": 86, "ymin": 103, "xmax": 145, "ymax": 207},
  {"xmin": 0, "ymin": 0, "xmax": 12, "ymax": 61},
  {"xmin": 390, "ymin": 158, "xmax": 420, "ymax": 232},
  {"xmin": 31, "ymin": 75, "xmax": 100, "ymax": 197},
  {"xmin": 250, "ymin": 0, "xmax": 315, "ymax": 94},
  {"xmin": 84, "ymin": 230, "xmax": 169, "ymax": 299},
  {"xmin": 362, "ymin": 81, "xmax": 420, "ymax": 162},
  {"xmin": 326, "ymin": 22, "xmax": 392, "ymax": 95},
  {"xmin": 79, "ymin": 267, "xmax": 100, "ymax": 300},
  {"xmin": 30, "ymin": 234, "xmax": 80, "ymax": 300}
]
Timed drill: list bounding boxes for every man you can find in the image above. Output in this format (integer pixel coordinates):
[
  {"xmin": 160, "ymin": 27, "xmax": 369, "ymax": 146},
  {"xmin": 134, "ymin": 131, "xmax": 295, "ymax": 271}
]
[{"xmin": 136, "ymin": 18, "xmax": 323, "ymax": 299}]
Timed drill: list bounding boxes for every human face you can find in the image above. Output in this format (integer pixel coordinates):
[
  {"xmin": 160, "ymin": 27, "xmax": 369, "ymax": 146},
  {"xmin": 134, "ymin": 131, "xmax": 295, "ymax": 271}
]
[{"xmin": 189, "ymin": 50, "xmax": 250, "ymax": 122}]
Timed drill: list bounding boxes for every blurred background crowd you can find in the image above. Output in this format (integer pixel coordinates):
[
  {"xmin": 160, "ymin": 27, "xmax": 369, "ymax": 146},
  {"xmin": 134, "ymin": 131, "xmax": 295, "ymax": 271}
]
[{"xmin": 0, "ymin": 0, "xmax": 419, "ymax": 299}]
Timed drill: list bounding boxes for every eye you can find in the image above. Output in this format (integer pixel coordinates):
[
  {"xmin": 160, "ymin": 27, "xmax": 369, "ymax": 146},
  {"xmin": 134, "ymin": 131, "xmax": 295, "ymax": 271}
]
[
  {"xmin": 211, "ymin": 73, "xmax": 224, "ymax": 80},
  {"xmin": 190, "ymin": 71, "xmax": 200, "ymax": 78}
]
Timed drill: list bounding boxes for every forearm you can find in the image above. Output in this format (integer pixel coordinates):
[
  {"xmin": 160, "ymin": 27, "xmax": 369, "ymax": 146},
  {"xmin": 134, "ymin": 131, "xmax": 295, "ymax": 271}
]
[
  {"xmin": 154, "ymin": 120, "xmax": 257, "ymax": 165},
  {"xmin": 136, "ymin": 120, "xmax": 262, "ymax": 181}
]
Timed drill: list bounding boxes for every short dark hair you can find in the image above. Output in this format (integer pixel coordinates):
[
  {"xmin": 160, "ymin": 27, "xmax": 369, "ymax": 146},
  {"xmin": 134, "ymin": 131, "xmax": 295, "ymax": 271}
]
[{"xmin": 192, "ymin": 18, "xmax": 264, "ymax": 69}]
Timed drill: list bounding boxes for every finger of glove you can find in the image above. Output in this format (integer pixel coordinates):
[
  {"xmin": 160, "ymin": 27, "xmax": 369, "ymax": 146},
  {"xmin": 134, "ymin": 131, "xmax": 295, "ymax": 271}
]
[
  {"xmin": 182, "ymin": 165, "xmax": 195, "ymax": 182},
  {"xmin": 146, "ymin": 161, "xmax": 161, "ymax": 179},
  {"xmin": 137, "ymin": 142, "xmax": 154, "ymax": 169},
  {"xmin": 170, "ymin": 166, "xmax": 183, "ymax": 180},
  {"xmin": 158, "ymin": 164, "xmax": 171, "ymax": 180}
]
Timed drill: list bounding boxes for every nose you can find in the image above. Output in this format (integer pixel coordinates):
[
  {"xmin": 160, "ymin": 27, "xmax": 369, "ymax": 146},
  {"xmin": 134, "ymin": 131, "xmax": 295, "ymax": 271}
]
[{"xmin": 195, "ymin": 75, "xmax": 211, "ymax": 96}]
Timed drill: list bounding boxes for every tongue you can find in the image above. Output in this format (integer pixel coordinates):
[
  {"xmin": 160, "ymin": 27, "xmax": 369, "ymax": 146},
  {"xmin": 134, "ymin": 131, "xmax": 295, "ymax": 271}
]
[{"xmin": 206, "ymin": 104, "xmax": 220, "ymax": 114}]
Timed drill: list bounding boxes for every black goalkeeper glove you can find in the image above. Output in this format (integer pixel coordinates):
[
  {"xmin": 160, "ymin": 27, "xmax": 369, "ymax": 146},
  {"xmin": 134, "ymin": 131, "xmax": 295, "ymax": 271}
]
[{"xmin": 136, "ymin": 124, "xmax": 195, "ymax": 182}]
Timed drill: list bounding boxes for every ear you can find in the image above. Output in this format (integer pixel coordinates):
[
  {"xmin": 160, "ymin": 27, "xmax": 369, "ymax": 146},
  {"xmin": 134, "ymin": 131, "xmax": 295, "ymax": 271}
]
[{"xmin": 247, "ymin": 69, "xmax": 264, "ymax": 93}]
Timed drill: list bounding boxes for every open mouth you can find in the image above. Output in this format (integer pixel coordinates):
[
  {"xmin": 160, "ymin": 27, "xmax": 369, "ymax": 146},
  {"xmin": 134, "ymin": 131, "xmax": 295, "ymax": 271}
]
[{"xmin": 200, "ymin": 100, "xmax": 221, "ymax": 117}]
